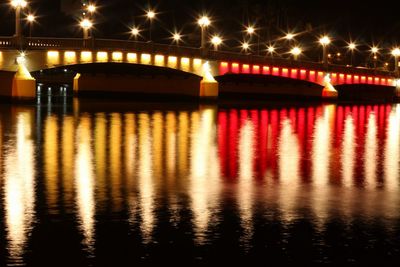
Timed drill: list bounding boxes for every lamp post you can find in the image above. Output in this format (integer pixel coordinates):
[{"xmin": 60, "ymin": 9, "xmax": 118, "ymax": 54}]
[
  {"xmin": 348, "ymin": 42, "xmax": 356, "ymax": 66},
  {"xmin": 80, "ymin": 18, "xmax": 92, "ymax": 39},
  {"xmin": 392, "ymin": 48, "xmax": 400, "ymax": 76},
  {"xmin": 146, "ymin": 10, "xmax": 156, "ymax": 42},
  {"xmin": 27, "ymin": 14, "xmax": 35, "ymax": 37},
  {"xmin": 290, "ymin": 46, "xmax": 302, "ymax": 61},
  {"xmin": 267, "ymin": 45, "xmax": 275, "ymax": 58},
  {"xmin": 211, "ymin": 35, "xmax": 222, "ymax": 51},
  {"xmin": 246, "ymin": 26, "xmax": 258, "ymax": 55},
  {"xmin": 11, "ymin": 0, "xmax": 28, "ymax": 39},
  {"xmin": 198, "ymin": 16, "xmax": 211, "ymax": 51},
  {"xmin": 172, "ymin": 33, "xmax": 182, "ymax": 46},
  {"xmin": 319, "ymin": 36, "xmax": 331, "ymax": 68},
  {"xmin": 371, "ymin": 46, "xmax": 379, "ymax": 69},
  {"xmin": 131, "ymin": 27, "xmax": 140, "ymax": 41}
]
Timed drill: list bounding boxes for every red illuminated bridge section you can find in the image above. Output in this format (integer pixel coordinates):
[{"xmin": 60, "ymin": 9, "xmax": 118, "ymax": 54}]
[{"xmin": 219, "ymin": 61, "xmax": 395, "ymax": 86}]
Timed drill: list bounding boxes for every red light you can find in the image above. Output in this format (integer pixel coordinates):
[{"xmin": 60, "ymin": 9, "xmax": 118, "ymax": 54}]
[
  {"xmin": 331, "ymin": 73, "xmax": 337, "ymax": 84},
  {"xmin": 220, "ymin": 62, "xmax": 229, "ymax": 75},
  {"xmin": 354, "ymin": 75, "xmax": 359, "ymax": 83},
  {"xmin": 290, "ymin": 69, "xmax": 298, "ymax": 79},
  {"xmin": 282, "ymin": 68, "xmax": 289, "ymax": 77},
  {"xmin": 317, "ymin": 71, "xmax": 324, "ymax": 84},
  {"xmin": 242, "ymin": 64, "xmax": 250, "ymax": 74},
  {"xmin": 252, "ymin": 65, "xmax": 260, "ymax": 74},
  {"xmin": 309, "ymin": 71, "xmax": 316, "ymax": 82},
  {"xmin": 300, "ymin": 69, "xmax": 307, "ymax": 80},
  {"xmin": 339, "ymin": 74, "xmax": 345, "ymax": 84},
  {"xmin": 232, "ymin": 63, "xmax": 239, "ymax": 73},
  {"xmin": 381, "ymin": 78, "xmax": 387, "ymax": 85},
  {"xmin": 272, "ymin": 67, "xmax": 280, "ymax": 76},
  {"xmin": 262, "ymin": 66, "xmax": 270, "ymax": 75},
  {"xmin": 374, "ymin": 77, "xmax": 380, "ymax": 85},
  {"xmin": 368, "ymin": 77, "xmax": 373, "ymax": 84},
  {"xmin": 346, "ymin": 74, "xmax": 353, "ymax": 84},
  {"xmin": 361, "ymin": 76, "xmax": 366, "ymax": 83}
]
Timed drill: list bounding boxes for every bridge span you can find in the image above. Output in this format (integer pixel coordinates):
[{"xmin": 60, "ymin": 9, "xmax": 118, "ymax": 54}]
[{"xmin": 0, "ymin": 36, "xmax": 399, "ymax": 100}]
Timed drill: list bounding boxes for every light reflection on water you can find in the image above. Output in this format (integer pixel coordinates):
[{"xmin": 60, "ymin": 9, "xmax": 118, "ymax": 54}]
[{"xmin": 1, "ymin": 103, "xmax": 400, "ymax": 265}]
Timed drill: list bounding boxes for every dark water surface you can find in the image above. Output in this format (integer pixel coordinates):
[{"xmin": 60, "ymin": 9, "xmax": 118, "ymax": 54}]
[{"xmin": 1, "ymin": 101, "xmax": 400, "ymax": 266}]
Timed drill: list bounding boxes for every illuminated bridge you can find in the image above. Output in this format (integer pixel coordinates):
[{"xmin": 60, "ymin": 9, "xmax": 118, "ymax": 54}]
[{"xmin": 0, "ymin": 36, "xmax": 399, "ymax": 100}]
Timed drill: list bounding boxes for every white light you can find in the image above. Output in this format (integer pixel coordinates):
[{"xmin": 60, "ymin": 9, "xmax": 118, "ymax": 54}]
[
  {"xmin": 11, "ymin": 0, "xmax": 27, "ymax": 8},
  {"xmin": 211, "ymin": 36, "xmax": 222, "ymax": 46},
  {"xmin": 324, "ymin": 73, "xmax": 331, "ymax": 84},
  {"xmin": 394, "ymin": 79, "xmax": 400, "ymax": 87},
  {"xmin": 80, "ymin": 19, "xmax": 92, "ymax": 29},
  {"xmin": 242, "ymin": 42, "xmax": 250, "ymax": 50},
  {"xmin": 198, "ymin": 16, "xmax": 210, "ymax": 27},
  {"xmin": 371, "ymin": 46, "xmax": 379, "ymax": 54},
  {"xmin": 246, "ymin": 26, "xmax": 255, "ymax": 35},
  {"xmin": 267, "ymin": 45, "xmax": 275, "ymax": 53},
  {"xmin": 131, "ymin": 27, "xmax": 140, "ymax": 36},
  {"xmin": 290, "ymin": 47, "xmax": 302, "ymax": 56},
  {"xmin": 27, "ymin": 14, "xmax": 35, "ymax": 22},
  {"xmin": 147, "ymin": 10, "xmax": 155, "ymax": 19},
  {"xmin": 319, "ymin": 36, "xmax": 331, "ymax": 45},
  {"xmin": 285, "ymin": 33, "xmax": 294, "ymax": 40},
  {"xmin": 16, "ymin": 52, "xmax": 25, "ymax": 64},
  {"xmin": 87, "ymin": 4, "xmax": 96, "ymax": 13},
  {"xmin": 173, "ymin": 33, "xmax": 181, "ymax": 41},
  {"xmin": 348, "ymin": 43, "xmax": 356, "ymax": 50},
  {"xmin": 392, "ymin": 48, "xmax": 400, "ymax": 57}
]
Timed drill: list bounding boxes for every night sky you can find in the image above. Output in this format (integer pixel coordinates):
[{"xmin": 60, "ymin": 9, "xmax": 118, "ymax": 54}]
[{"xmin": 0, "ymin": 0, "xmax": 399, "ymax": 62}]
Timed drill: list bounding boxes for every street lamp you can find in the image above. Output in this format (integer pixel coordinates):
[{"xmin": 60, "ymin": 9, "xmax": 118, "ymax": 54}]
[
  {"xmin": 392, "ymin": 48, "xmax": 400, "ymax": 75},
  {"xmin": 246, "ymin": 25, "xmax": 260, "ymax": 55},
  {"xmin": 371, "ymin": 46, "xmax": 379, "ymax": 69},
  {"xmin": 80, "ymin": 18, "xmax": 93, "ymax": 39},
  {"xmin": 11, "ymin": 0, "xmax": 28, "ymax": 38},
  {"xmin": 26, "ymin": 14, "xmax": 35, "ymax": 37},
  {"xmin": 146, "ymin": 10, "xmax": 156, "ymax": 42},
  {"xmin": 211, "ymin": 35, "xmax": 222, "ymax": 51},
  {"xmin": 241, "ymin": 42, "xmax": 251, "ymax": 53},
  {"xmin": 267, "ymin": 45, "xmax": 275, "ymax": 57},
  {"xmin": 198, "ymin": 16, "xmax": 211, "ymax": 50},
  {"xmin": 290, "ymin": 46, "xmax": 302, "ymax": 61},
  {"xmin": 87, "ymin": 4, "xmax": 96, "ymax": 14},
  {"xmin": 348, "ymin": 42, "xmax": 357, "ymax": 66},
  {"xmin": 319, "ymin": 36, "xmax": 331, "ymax": 67},
  {"xmin": 172, "ymin": 32, "xmax": 182, "ymax": 46},
  {"xmin": 131, "ymin": 27, "xmax": 140, "ymax": 41}
]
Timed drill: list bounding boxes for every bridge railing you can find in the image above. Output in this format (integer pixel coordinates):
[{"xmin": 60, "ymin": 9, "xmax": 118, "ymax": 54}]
[{"xmin": 0, "ymin": 36, "xmax": 396, "ymax": 78}]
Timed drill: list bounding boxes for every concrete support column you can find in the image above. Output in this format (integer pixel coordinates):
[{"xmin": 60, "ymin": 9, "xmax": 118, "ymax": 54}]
[{"xmin": 12, "ymin": 62, "xmax": 36, "ymax": 100}]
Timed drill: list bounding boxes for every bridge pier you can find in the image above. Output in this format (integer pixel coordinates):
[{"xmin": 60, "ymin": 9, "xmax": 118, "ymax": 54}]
[
  {"xmin": 321, "ymin": 74, "xmax": 338, "ymax": 99},
  {"xmin": 12, "ymin": 63, "xmax": 36, "ymax": 100}
]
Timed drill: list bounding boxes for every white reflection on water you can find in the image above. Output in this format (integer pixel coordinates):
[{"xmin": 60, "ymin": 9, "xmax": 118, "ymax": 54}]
[
  {"xmin": 364, "ymin": 112, "xmax": 377, "ymax": 189},
  {"xmin": 278, "ymin": 118, "xmax": 301, "ymax": 222},
  {"xmin": 75, "ymin": 116, "xmax": 96, "ymax": 252},
  {"xmin": 138, "ymin": 113, "xmax": 155, "ymax": 243},
  {"xmin": 190, "ymin": 107, "xmax": 220, "ymax": 245},
  {"xmin": 4, "ymin": 111, "xmax": 36, "ymax": 262},
  {"xmin": 342, "ymin": 115, "xmax": 355, "ymax": 187},
  {"xmin": 238, "ymin": 119, "xmax": 255, "ymax": 246}
]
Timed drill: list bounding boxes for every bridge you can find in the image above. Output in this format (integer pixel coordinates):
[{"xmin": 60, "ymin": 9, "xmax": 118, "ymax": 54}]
[{"xmin": 1, "ymin": 36, "xmax": 399, "ymax": 100}]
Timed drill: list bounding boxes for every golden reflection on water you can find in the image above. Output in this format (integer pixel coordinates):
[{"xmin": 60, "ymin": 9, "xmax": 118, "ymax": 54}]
[
  {"xmin": 342, "ymin": 115, "xmax": 355, "ymax": 187},
  {"xmin": 190, "ymin": 107, "xmax": 220, "ymax": 245},
  {"xmin": 4, "ymin": 110, "xmax": 35, "ymax": 262},
  {"xmin": 75, "ymin": 115, "xmax": 95, "ymax": 251},
  {"xmin": 44, "ymin": 115, "xmax": 59, "ymax": 212}
]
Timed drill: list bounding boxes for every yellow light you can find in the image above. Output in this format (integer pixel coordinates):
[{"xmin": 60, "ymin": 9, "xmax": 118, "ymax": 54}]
[
  {"xmin": 97, "ymin": 51, "xmax": 108, "ymax": 62},
  {"xmin": 64, "ymin": 51, "xmax": 76, "ymax": 64},
  {"xmin": 112, "ymin": 52, "xmax": 123, "ymax": 61},
  {"xmin": 27, "ymin": 14, "xmax": 35, "ymax": 22},
  {"xmin": 181, "ymin": 57, "xmax": 190, "ymax": 70},
  {"xmin": 290, "ymin": 47, "xmax": 302, "ymax": 56},
  {"xmin": 141, "ymin": 53, "xmax": 151, "ymax": 64},
  {"xmin": 80, "ymin": 19, "xmax": 92, "ymax": 29},
  {"xmin": 47, "ymin": 51, "xmax": 59, "ymax": 65},
  {"xmin": 167, "ymin": 56, "xmax": 177, "ymax": 68},
  {"xmin": 392, "ymin": 48, "xmax": 400, "ymax": 57},
  {"xmin": 198, "ymin": 16, "xmax": 210, "ymax": 27},
  {"xmin": 127, "ymin": 53, "xmax": 137, "ymax": 63},
  {"xmin": 11, "ymin": 0, "xmax": 27, "ymax": 8},
  {"xmin": 319, "ymin": 36, "xmax": 331, "ymax": 45},
  {"xmin": 202, "ymin": 62, "xmax": 216, "ymax": 84},
  {"xmin": 193, "ymin": 58, "xmax": 202, "ymax": 68},
  {"xmin": 81, "ymin": 51, "xmax": 92, "ymax": 62},
  {"xmin": 87, "ymin": 4, "xmax": 96, "ymax": 13},
  {"xmin": 154, "ymin": 55, "xmax": 165, "ymax": 66},
  {"xmin": 242, "ymin": 42, "xmax": 250, "ymax": 51}
]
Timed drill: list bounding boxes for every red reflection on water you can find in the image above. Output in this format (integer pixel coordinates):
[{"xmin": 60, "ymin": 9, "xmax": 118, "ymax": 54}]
[{"xmin": 217, "ymin": 104, "xmax": 393, "ymax": 185}]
